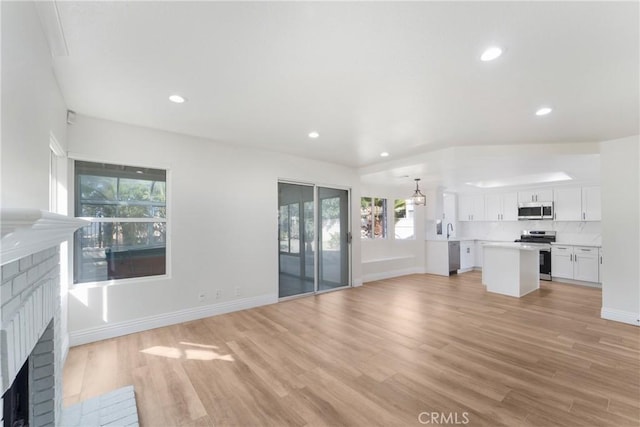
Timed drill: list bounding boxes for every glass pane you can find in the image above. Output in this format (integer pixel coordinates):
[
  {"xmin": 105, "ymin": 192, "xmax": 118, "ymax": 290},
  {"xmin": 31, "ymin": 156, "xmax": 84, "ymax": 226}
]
[
  {"xmin": 360, "ymin": 197, "xmax": 372, "ymax": 238},
  {"xmin": 150, "ymin": 181, "xmax": 166, "ymax": 202},
  {"xmin": 278, "ymin": 183, "xmax": 314, "ymax": 298},
  {"xmin": 319, "ymin": 187, "xmax": 349, "ymax": 291},
  {"xmin": 303, "ymin": 201, "xmax": 315, "ymax": 279},
  {"xmin": 118, "ymin": 178, "xmax": 152, "ymax": 202},
  {"xmin": 279, "ymin": 205, "xmax": 289, "ymax": 252},
  {"xmin": 80, "ymin": 175, "xmax": 117, "ymax": 201},
  {"xmin": 78, "ymin": 174, "xmax": 166, "ymax": 218},
  {"xmin": 80, "ymin": 204, "xmax": 117, "ymax": 218},
  {"xmin": 289, "ymin": 203, "xmax": 300, "ymax": 254},
  {"xmin": 373, "ymin": 198, "xmax": 387, "ymax": 239},
  {"xmin": 74, "ymin": 221, "xmax": 166, "ymax": 284},
  {"xmin": 395, "ymin": 199, "xmax": 415, "ymax": 239}
]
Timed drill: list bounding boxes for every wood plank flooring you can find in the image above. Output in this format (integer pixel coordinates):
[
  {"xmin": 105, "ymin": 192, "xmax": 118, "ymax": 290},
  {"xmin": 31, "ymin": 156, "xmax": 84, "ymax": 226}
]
[{"xmin": 63, "ymin": 272, "xmax": 640, "ymax": 426}]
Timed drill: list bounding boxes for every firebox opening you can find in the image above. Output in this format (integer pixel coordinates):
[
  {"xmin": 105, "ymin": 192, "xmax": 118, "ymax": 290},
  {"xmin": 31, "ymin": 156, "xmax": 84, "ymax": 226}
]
[{"xmin": 2, "ymin": 358, "xmax": 29, "ymax": 427}]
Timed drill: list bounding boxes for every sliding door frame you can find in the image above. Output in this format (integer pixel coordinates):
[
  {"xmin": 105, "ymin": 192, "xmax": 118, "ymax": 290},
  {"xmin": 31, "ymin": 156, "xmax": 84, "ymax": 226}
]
[{"xmin": 278, "ymin": 179, "xmax": 352, "ymax": 300}]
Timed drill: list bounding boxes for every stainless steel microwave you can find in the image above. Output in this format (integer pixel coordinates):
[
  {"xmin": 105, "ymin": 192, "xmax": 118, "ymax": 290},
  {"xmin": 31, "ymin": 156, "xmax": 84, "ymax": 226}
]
[{"xmin": 518, "ymin": 202, "xmax": 553, "ymax": 220}]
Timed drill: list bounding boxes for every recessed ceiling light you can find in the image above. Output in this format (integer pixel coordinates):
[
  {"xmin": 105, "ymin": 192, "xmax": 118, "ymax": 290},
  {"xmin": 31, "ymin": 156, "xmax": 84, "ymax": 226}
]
[
  {"xmin": 308, "ymin": 131, "xmax": 319, "ymax": 139},
  {"xmin": 480, "ymin": 46, "xmax": 503, "ymax": 62},
  {"xmin": 136, "ymin": 170, "xmax": 144, "ymax": 174},
  {"xmin": 169, "ymin": 94, "xmax": 186, "ymax": 103},
  {"xmin": 380, "ymin": 152, "xmax": 389, "ymax": 157},
  {"xmin": 536, "ymin": 107, "xmax": 553, "ymax": 116}
]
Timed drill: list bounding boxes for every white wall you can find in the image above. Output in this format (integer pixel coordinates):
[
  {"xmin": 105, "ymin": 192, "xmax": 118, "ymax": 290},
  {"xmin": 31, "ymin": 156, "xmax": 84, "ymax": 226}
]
[
  {"xmin": 600, "ymin": 135, "xmax": 640, "ymax": 326},
  {"xmin": 66, "ymin": 115, "xmax": 361, "ymax": 341},
  {"xmin": 1, "ymin": 1, "xmax": 72, "ymax": 355},
  {"xmin": 360, "ymin": 183, "xmax": 425, "ymax": 281},
  {"xmin": 1, "ymin": 1, "xmax": 68, "ymax": 210}
]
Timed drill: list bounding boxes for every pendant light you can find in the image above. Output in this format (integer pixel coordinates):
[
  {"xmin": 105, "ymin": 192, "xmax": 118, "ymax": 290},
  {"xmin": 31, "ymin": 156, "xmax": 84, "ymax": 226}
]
[{"xmin": 411, "ymin": 178, "xmax": 426, "ymax": 206}]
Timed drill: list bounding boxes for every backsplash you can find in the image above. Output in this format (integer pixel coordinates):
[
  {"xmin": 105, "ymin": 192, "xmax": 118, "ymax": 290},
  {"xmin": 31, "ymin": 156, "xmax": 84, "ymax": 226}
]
[{"xmin": 458, "ymin": 221, "xmax": 602, "ymax": 246}]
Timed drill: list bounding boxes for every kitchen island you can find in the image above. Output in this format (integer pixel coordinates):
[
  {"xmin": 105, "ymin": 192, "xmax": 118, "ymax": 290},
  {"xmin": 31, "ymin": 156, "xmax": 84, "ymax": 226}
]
[{"xmin": 482, "ymin": 242, "xmax": 541, "ymax": 297}]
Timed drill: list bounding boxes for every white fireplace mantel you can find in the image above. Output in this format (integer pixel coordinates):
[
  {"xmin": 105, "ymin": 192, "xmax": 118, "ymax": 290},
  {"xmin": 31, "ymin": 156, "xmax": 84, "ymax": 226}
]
[{"xmin": 0, "ymin": 209, "xmax": 88, "ymax": 266}]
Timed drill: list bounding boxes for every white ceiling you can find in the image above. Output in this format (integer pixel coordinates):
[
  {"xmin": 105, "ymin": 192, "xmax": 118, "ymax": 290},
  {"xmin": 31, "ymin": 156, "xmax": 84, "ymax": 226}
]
[{"xmin": 50, "ymin": 1, "xmax": 638, "ymax": 186}]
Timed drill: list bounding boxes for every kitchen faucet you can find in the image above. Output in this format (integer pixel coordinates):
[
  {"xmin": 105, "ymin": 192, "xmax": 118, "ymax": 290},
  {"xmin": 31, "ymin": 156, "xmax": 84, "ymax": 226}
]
[{"xmin": 446, "ymin": 223, "xmax": 454, "ymax": 239}]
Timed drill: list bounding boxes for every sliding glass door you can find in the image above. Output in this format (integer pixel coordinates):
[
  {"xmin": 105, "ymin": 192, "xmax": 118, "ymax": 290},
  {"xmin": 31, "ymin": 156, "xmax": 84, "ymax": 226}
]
[
  {"xmin": 318, "ymin": 187, "xmax": 349, "ymax": 291},
  {"xmin": 278, "ymin": 182, "xmax": 350, "ymax": 298}
]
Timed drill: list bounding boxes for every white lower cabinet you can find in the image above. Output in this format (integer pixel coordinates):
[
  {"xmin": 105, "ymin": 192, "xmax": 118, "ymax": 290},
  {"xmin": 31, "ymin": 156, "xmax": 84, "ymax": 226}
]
[
  {"xmin": 552, "ymin": 245, "xmax": 600, "ymax": 283},
  {"xmin": 460, "ymin": 241, "xmax": 474, "ymax": 270}
]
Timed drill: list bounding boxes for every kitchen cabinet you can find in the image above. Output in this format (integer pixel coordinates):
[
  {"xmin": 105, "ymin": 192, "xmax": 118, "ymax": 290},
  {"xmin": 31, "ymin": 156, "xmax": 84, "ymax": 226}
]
[
  {"xmin": 425, "ymin": 240, "xmax": 459, "ymax": 276},
  {"xmin": 460, "ymin": 241, "xmax": 474, "ymax": 271},
  {"xmin": 518, "ymin": 188, "xmax": 553, "ymax": 203},
  {"xmin": 443, "ymin": 193, "xmax": 456, "ymax": 222},
  {"xmin": 458, "ymin": 194, "xmax": 485, "ymax": 221},
  {"xmin": 552, "ymin": 245, "xmax": 600, "ymax": 283},
  {"xmin": 582, "ymin": 186, "xmax": 601, "ymax": 221},
  {"xmin": 552, "ymin": 185, "xmax": 601, "ymax": 221},
  {"xmin": 474, "ymin": 241, "xmax": 484, "ymax": 268},
  {"xmin": 598, "ymin": 248, "xmax": 603, "ymax": 283},
  {"xmin": 485, "ymin": 192, "xmax": 518, "ymax": 221},
  {"xmin": 553, "ymin": 187, "xmax": 582, "ymax": 221},
  {"xmin": 574, "ymin": 247, "xmax": 599, "ymax": 282},
  {"xmin": 426, "ymin": 190, "xmax": 457, "ymax": 221}
]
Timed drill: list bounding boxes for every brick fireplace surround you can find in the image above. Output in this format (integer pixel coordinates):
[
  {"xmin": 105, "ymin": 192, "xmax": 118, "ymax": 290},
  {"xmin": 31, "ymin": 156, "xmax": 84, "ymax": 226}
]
[{"xmin": 1, "ymin": 210, "xmax": 87, "ymax": 427}]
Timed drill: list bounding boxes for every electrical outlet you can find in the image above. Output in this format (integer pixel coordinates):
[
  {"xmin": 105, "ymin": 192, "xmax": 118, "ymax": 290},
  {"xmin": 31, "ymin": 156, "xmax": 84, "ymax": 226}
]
[
  {"xmin": 215, "ymin": 289, "xmax": 222, "ymax": 299},
  {"xmin": 235, "ymin": 287, "xmax": 241, "ymax": 297},
  {"xmin": 198, "ymin": 293, "xmax": 205, "ymax": 302}
]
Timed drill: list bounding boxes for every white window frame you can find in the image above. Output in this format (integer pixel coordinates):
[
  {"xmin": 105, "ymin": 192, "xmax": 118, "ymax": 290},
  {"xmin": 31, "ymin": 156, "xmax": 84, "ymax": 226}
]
[{"xmin": 68, "ymin": 153, "xmax": 172, "ymax": 288}]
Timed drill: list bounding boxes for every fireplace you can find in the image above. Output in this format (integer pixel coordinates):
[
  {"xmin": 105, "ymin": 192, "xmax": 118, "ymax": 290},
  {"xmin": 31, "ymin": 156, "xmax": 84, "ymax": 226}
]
[
  {"xmin": 1, "ymin": 210, "xmax": 88, "ymax": 427},
  {"xmin": 3, "ymin": 359, "xmax": 28, "ymax": 427}
]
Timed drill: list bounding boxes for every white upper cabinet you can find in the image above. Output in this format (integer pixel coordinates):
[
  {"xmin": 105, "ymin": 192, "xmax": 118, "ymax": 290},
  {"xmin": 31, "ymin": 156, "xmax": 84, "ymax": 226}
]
[
  {"xmin": 443, "ymin": 193, "xmax": 456, "ymax": 222},
  {"xmin": 485, "ymin": 194, "xmax": 501, "ymax": 221},
  {"xmin": 426, "ymin": 190, "xmax": 458, "ymax": 225},
  {"xmin": 582, "ymin": 186, "xmax": 601, "ymax": 221},
  {"xmin": 458, "ymin": 194, "xmax": 485, "ymax": 221},
  {"xmin": 425, "ymin": 190, "xmax": 438, "ymax": 220},
  {"xmin": 502, "ymin": 192, "xmax": 518, "ymax": 221},
  {"xmin": 518, "ymin": 188, "xmax": 553, "ymax": 203},
  {"xmin": 485, "ymin": 192, "xmax": 517, "ymax": 221},
  {"xmin": 552, "ymin": 185, "xmax": 601, "ymax": 221},
  {"xmin": 553, "ymin": 187, "xmax": 582, "ymax": 221}
]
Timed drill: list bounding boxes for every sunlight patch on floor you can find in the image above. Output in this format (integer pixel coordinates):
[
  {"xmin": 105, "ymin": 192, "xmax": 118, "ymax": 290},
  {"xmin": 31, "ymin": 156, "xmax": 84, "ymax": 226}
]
[{"xmin": 140, "ymin": 342, "xmax": 234, "ymax": 362}]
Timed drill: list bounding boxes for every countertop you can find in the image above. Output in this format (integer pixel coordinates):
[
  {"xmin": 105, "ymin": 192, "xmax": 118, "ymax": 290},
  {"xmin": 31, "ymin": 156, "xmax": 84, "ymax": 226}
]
[
  {"xmin": 482, "ymin": 242, "xmax": 544, "ymax": 251},
  {"xmin": 426, "ymin": 238, "xmax": 601, "ymax": 247},
  {"xmin": 551, "ymin": 242, "xmax": 601, "ymax": 248}
]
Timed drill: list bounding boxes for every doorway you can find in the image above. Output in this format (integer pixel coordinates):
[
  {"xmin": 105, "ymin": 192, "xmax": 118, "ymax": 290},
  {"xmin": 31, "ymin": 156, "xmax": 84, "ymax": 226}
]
[{"xmin": 278, "ymin": 182, "xmax": 351, "ymax": 298}]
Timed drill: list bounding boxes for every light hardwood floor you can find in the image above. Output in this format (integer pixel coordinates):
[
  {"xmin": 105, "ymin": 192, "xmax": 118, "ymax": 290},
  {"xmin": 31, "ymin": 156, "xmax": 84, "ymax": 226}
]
[{"xmin": 63, "ymin": 272, "xmax": 640, "ymax": 426}]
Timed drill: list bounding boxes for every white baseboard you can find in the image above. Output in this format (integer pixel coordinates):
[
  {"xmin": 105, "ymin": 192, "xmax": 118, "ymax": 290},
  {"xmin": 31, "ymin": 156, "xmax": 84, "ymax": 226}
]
[
  {"xmin": 552, "ymin": 277, "xmax": 601, "ymax": 288},
  {"xmin": 362, "ymin": 267, "xmax": 421, "ymax": 283},
  {"xmin": 601, "ymin": 307, "xmax": 640, "ymax": 326},
  {"xmin": 69, "ymin": 294, "xmax": 278, "ymax": 346},
  {"xmin": 353, "ymin": 278, "xmax": 363, "ymax": 287}
]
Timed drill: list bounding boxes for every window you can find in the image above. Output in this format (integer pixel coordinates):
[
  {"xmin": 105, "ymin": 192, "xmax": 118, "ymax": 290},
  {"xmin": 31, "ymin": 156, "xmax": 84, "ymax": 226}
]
[
  {"xmin": 394, "ymin": 199, "xmax": 415, "ymax": 239},
  {"xmin": 74, "ymin": 161, "xmax": 167, "ymax": 284},
  {"xmin": 361, "ymin": 197, "xmax": 387, "ymax": 239}
]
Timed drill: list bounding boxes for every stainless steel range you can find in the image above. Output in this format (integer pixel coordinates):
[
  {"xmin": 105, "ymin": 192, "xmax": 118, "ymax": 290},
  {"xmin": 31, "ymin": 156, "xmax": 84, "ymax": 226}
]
[{"xmin": 514, "ymin": 230, "xmax": 556, "ymax": 280}]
